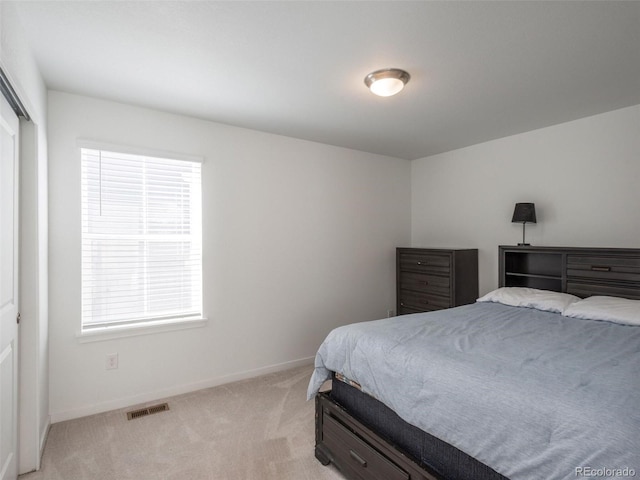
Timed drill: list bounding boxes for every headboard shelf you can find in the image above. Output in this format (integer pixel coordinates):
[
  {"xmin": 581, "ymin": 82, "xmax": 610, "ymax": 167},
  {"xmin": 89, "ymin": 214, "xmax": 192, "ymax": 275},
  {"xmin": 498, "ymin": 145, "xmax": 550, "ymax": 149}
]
[
  {"xmin": 499, "ymin": 245, "xmax": 640, "ymax": 299},
  {"xmin": 505, "ymin": 272, "xmax": 562, "ymax": 280},
  {"xmin": 505, "ymin": 272, "xmax": 560, "ymax": 280}
]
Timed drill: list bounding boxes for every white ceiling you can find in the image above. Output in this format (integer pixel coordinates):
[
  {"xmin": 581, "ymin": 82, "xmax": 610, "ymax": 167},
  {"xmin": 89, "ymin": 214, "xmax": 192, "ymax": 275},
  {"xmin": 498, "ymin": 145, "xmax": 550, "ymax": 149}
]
[{"xmin": 13, "ymin": 1, "xmax": 640, "ymax": 160}]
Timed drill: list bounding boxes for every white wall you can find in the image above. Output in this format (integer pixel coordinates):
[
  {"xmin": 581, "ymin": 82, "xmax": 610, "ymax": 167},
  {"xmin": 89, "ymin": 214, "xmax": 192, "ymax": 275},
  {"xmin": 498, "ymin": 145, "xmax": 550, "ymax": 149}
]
[
  {"xmin": 412, "ymin": 105, "xmax": 640, "ymax": 295},
  {"xmin": 0, "ymin": 2, "xmax": 50, "ymax": 473},
  {"xmin": 48, "ymin": 91, "xmax": 411, "ymax": 421}
]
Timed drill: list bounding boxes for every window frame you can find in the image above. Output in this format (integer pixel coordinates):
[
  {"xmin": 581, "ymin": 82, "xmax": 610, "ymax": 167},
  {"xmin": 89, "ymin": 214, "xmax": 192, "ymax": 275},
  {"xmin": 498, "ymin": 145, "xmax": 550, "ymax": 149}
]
[{"xmin": 76, "ymin": 139, "xmax": 206, "ymax": 341}]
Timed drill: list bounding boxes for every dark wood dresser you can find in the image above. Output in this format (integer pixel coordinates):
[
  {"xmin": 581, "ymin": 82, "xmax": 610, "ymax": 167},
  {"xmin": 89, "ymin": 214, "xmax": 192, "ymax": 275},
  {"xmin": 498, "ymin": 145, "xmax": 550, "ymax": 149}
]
[
  {"xmin": 499, "ymin": 245, "xmax": 640, "ymax": 299},
  {"xmin": 396, "ymin": 248, "xmax": 479, "ymax": 315}
]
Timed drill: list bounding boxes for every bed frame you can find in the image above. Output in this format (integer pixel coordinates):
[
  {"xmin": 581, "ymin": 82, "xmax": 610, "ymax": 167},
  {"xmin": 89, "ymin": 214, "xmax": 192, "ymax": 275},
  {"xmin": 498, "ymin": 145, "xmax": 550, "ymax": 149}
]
[
  {"xmin": 314, "ymin": 245, "xmax": 640, "ymax": 480},
  {"xmin": 316, "ymin": 391, "xmax": 440, "ymax": 480}
]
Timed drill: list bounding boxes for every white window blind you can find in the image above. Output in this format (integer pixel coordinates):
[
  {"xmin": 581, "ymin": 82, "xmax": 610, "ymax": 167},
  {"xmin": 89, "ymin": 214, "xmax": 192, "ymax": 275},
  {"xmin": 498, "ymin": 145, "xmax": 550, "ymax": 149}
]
[{"xmin": 81, "ymin": 147, "xmax": 202, "ymax": 330}]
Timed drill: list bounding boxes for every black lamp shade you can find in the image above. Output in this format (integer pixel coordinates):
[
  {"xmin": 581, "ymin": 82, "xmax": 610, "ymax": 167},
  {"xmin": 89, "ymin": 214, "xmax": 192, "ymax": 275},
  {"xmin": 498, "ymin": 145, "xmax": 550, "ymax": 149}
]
[{"xmin": 512, "ymin": 203, "xmax": 537, "ymax": 224}]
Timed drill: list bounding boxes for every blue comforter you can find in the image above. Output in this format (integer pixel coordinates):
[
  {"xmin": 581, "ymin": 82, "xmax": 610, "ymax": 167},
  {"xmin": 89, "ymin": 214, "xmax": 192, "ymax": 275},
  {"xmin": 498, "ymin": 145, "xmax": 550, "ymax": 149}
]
[{"xmin": 307, "ymin": 302, "xmax": 640, "ymax": 480}]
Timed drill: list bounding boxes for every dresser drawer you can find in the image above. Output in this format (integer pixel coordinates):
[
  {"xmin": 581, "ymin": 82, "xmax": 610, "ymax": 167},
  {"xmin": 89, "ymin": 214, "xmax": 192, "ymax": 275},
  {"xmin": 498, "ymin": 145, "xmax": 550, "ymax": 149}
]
[
  {"xmin": 398, "ymin": 253, "xmax": 451, "ymax": 275},
  {"xmin": 397, "ymin": 305, "xmax": 426, "ymax": 315},
  {"xmin": 567, "ymin": 255, "xmax": 640, "ymax": 283},
  {"xmin": 323, "ymin": 413, "xmax": 409, "ymax": 480},
  {"xmin": 399, "ymin": 272, "xmax": 450, "ymax": 296},
  {"xmin": 398, "ymin": 290, "xmax": 450, "ymax": 311}
]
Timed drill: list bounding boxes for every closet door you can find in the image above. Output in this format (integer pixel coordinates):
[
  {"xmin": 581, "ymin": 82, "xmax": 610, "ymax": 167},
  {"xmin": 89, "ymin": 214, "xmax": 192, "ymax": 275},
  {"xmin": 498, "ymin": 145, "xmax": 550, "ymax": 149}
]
[{"xmin": 0, "ymin": 92, "xmax": 20, "ymax": 480}]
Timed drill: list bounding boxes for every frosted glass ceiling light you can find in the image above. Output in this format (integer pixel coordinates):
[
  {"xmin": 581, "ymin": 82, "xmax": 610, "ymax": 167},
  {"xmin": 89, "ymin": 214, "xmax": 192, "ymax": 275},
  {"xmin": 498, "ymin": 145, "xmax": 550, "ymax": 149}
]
[{"xmin": 364, "ymin": 68, "xmax": 410, "ymax": 97}]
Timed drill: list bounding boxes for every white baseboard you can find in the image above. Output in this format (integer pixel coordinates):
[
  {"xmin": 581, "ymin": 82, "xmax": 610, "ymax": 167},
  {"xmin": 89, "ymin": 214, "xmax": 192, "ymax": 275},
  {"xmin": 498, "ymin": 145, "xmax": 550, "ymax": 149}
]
[{"xmin": 50, "ymin": 356, "xmax": 314, "ymax": 423}]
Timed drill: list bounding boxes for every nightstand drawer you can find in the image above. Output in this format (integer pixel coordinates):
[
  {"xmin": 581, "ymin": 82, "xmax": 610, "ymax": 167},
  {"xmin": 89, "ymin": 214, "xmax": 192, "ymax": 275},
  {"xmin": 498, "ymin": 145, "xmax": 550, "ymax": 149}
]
[
  {"xmin": 398, "ymin": 290, "xmax": 450, "ymax": 311},
  {"xmin": 398, "ymin": 253, "xmax": 451, "ymax": 275},
  {"xmin": 567, "ymin": 255, "xmax": 640, "ymax": 283},
  {"xmin": 399, "ymin": 272, "xmax": 450, "ymax": 296},
  {"xmin": 323, "ymin": 413, "xmax": 409, "ymax": 480}
]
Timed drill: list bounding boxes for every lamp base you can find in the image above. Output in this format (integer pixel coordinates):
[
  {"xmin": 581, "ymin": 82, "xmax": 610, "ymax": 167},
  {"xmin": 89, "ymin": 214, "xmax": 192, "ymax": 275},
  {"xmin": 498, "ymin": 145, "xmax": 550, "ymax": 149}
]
[{"xmin": 517, "ymin": 243, "xmax": 531, "ymax": 246}]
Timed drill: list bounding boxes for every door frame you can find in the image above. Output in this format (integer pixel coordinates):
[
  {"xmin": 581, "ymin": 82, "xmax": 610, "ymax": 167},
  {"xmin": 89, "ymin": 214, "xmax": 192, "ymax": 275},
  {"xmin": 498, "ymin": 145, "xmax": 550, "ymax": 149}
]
[{"xmin": 0, "ymin": 64, "xmax": 49, "ymax": 475}]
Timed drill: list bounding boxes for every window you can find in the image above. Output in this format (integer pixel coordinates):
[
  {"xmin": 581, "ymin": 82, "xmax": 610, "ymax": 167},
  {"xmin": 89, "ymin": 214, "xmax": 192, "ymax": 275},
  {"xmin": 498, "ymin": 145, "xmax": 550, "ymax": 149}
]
[{"xmin": 80, "ymin": 144, "xmax": 202, "ymax": 331}]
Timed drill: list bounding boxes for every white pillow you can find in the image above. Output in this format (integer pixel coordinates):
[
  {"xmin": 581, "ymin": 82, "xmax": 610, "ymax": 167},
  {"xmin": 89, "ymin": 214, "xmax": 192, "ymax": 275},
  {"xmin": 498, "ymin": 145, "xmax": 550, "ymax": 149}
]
[
  {"xmin": 477, "ymin": 287, "xmax": 580, "ymax": 314},
  {"xmin": 563, "ymin": 296, "xmax": 640, "ymax": 326}
]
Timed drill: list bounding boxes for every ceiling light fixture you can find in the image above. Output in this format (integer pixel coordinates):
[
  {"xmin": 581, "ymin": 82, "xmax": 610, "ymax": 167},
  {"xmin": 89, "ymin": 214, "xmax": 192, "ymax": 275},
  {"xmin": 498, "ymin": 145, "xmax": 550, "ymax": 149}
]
[{"xmin": 364, "ymin": 68, "xmax": 410, "ymax": 97}]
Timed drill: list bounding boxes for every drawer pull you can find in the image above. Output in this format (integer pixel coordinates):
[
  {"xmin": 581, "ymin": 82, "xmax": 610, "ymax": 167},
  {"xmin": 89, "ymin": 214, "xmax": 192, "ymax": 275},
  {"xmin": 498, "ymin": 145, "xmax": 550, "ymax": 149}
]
[
  {"xmin": 422, "ymin": 300, "xmax": 429, "ymax": 304},
  {"xmin": 349, "ymin": 450, "xmax": 367, "ymax": 468},
  {"xmin": 591, "ymin": 266, "xmax": 611, "ymax": 272}
]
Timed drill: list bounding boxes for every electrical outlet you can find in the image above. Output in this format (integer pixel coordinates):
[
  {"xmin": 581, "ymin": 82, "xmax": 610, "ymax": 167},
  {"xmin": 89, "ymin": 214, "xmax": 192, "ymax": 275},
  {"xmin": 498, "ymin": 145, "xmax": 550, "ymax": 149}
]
[
  {"xmin": 105, "ymin": 353, "xmax": 118, "ymax": 370},
  {"xmin": 387, "ymin": 309, "xmax": 395, "ymax": 318}
]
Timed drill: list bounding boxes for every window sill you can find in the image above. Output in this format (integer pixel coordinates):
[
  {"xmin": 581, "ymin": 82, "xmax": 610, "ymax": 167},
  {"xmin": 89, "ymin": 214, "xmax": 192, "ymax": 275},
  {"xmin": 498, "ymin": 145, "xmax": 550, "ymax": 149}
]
[{"xmin": 76, "ymin": 317, "xmax": 208, "ymax": 343}]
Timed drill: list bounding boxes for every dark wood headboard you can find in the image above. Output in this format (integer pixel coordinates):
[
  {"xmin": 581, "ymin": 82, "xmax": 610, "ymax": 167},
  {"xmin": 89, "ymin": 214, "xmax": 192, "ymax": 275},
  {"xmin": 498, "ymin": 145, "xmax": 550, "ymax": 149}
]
[{"xmin": 499, "ymin": 245, "xmax": 640, "ymax": 300}]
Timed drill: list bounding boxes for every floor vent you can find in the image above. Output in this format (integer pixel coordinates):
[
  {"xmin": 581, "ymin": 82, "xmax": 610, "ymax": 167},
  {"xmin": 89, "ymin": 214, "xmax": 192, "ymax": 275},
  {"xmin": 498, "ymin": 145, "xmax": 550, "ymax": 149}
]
[{"xmin": 126, "ymin": 403, "xmax": 170, "ymax": 420}]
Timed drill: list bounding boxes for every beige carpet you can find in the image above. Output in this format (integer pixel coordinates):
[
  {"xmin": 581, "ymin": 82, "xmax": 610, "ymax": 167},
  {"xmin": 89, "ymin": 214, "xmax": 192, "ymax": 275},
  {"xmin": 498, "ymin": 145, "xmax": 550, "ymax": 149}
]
[{"xmin": 20, "ymin": 366, "xmax": 345, "ymax": 480}]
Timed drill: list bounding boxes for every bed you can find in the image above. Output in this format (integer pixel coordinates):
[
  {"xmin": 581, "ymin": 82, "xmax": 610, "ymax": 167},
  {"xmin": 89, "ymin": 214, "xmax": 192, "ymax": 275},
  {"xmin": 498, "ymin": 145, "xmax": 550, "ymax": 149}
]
[{"xmin": 308, "ymin": 246, "xmax": 640, "ymax": 480}]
